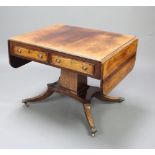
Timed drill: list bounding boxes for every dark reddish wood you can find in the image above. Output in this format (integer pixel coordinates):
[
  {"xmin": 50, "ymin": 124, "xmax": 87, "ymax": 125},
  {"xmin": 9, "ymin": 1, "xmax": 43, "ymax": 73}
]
[
  {"xmin": 102, "ymin": 40, "xmax": 137, "ymax": 80},
  {"xmin": 9, "ymin": 24, "xmax": 136, "ymax": 62},
  {"xmin": 8, "ymin": 41, "xmax": 31, "ymax": 68},
  {"xmin": 23, "ymin": 81, "xmax": 100, "ymax": 136},
  {"xmin": 102, "ymin": 55, "xmax": 136, "ymax": 94},
  {"xmin": 51, "ymin": 54, "xmax": 95, "ymax": 76},
  {"xmin": 8, "ymin": 24, "xmax": 138, "ymax": 136},
  {"xmin": 95, "ymin": 92, "xmax": 124, "ymax": 103},
  {"xmin": 9, "ymin": 55, "xmax": 30, "ymax": 68},
  {"xmin": 22, "ymin": 84, "xmax": 54, "ymax": 107},
  {"xmin": 22, "ymin": 69, "xmax": 100, "ymax": 136},
  {"xmin": 59, "ymin": 69, "xmax": 87, "ymax": 94},
  {"xmin": 8, "ymin": 40, "xmax": 101, "ymax": 79},
  {"xmin": 83, "ymin": 104, "xmax": 97, "ymax": 136},
  {"xmin": 101, "ymin": 39, "xmax": 138, "ymax": 94}
]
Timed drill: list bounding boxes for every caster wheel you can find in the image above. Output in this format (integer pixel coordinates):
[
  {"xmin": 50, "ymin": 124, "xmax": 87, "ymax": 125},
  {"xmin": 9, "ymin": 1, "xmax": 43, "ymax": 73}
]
[
  {"xmin": 118, "ymin": 97, "xmax": 125, "ymax": 103},
  {"xmin": 91, "ymin": 128, "xmax": 97, "ymax": 137},
  {"xmin": 22, "ymin": 100, "xmax": 30, "ymax": 107},
  {"xmin": 22, "ymin": 99, "xmax": 26, "ymax": 103}
]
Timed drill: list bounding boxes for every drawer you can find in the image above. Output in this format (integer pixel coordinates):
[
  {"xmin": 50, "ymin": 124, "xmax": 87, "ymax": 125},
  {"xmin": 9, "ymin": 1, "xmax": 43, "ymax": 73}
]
[
  {"xmin": 13, "ymin": 46, "xmax": 48, "ymax": 62},
  {"xmin": 51, "ymin": 55, "xmax": 94, "ymax": 76}
]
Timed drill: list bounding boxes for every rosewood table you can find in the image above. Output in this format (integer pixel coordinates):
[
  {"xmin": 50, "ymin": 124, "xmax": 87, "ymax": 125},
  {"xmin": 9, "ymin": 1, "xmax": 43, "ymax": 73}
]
[{"xmin": 8, "ymin": 24, "xmax": 138, "ymax": 136}]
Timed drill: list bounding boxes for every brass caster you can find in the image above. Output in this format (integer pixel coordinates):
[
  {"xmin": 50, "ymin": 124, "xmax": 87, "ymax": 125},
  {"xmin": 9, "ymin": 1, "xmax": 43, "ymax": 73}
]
[
  {"xmin": 91, "ymin": 128, "xmax": 97, "ymax": 137},
  {"xmin": 118, "ymin": 97, "xmax": 125, "ymax": 103},
  {"xmin": 22, "ymin": 100, "xmax": 30, "ymax": 107}
]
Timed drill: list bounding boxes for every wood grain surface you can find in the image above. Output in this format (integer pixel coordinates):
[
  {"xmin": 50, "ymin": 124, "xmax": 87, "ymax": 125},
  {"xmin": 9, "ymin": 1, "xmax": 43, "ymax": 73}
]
[
  {"xmin": 9, "ymin": 24, "xmax": 138, "ymax": 95},
  {"xmin": 9, "ymin": 24, "xmax": 136, "ymax": 62},
  {"xmin": 59, "ymin": 69, "xmax": 87, "ymax": 94},
  {"xmin": 101, "ymin": 38, "xmax": 138, "ymax": 94},
  {"xmin": 51, "ymin": 54, "xmax": 94, "ymax": 76},
  {"xmin": 13, "ymin": 45, "xmax": 48, "ymax": 62},
  {"xmin": 102, "ymin": 39, "xmax": 138, "ymax": 80},
  {"xmin": 102, "ymin": 55, "xmax": 136, "ymax": 94},
  {"xmin": 8, "ymin": 24, "xmax": 138, "ymax": 136}
]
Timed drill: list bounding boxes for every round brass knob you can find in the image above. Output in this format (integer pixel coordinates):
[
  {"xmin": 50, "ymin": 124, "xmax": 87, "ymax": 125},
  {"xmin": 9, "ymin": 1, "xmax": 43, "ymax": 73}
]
[
  {"xmin": 82, "ymin": 66, "xmax": 88, "ymax": 71},
  {"xmin": 56, "ymin": 59, "xmax": 61, "ymax": 63},
  {"xmin": 17, "ymin": 49, "xmax": 22, "ymax": 53},
  {"xmin": 38, "ymin": 53, "xmax": 43, "ymax": 59}
]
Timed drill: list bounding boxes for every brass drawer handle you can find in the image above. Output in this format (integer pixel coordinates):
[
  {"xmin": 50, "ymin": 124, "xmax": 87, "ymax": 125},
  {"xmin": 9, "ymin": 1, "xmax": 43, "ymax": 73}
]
[
  {"xmin": 38, "ymin": 53, "xmax": 43, "ymax": 59},
  {"xmin": 82, "ymin": 66, "xmax": 88, "ymax": 71},
  {"xmin": 56, "ymin": 58, "xmax": 61, "ymax": 63}
]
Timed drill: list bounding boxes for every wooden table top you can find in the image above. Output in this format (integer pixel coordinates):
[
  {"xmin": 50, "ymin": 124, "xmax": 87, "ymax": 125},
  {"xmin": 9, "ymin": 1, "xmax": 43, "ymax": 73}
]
[{"xmin": 10, "ymin": 24, "xmax": 136, "ymax": 62}]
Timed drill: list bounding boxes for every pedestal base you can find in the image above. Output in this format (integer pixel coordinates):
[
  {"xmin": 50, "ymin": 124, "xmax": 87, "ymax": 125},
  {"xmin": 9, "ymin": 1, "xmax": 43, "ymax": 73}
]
[{"xmin": 22, "ymin": 69, "xmax": 124, "ymax": 136}]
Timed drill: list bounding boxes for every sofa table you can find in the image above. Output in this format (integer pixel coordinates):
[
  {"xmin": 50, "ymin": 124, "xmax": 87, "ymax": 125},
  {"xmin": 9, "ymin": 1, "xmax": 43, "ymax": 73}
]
[{"xmin": 8, "ymin": 24, "xmax": 138, "ymax": 136}]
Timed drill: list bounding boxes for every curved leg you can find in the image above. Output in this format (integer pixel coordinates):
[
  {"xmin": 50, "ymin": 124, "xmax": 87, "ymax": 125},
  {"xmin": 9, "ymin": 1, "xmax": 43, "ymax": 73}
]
[
  {"xmin": 95, "ymin": 92, "xmax": 124, "ymax": 103},
  {"xmin": 22, "ymin": 85, "xmax": 54, "ymax": 107},
  {"xmin": 83, "ymin": 103, "xmax": 97, "ymax": 137}
]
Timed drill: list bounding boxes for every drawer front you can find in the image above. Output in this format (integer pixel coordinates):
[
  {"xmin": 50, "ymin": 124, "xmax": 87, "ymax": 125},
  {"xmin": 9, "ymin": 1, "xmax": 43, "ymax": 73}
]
[
  {"xmin": 51, "ymin": 55, "xmax": 94, "ymax": 76},
  {"xmin": 13, "ymin": 46, "xmax": 48, "ymax": 62}
]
